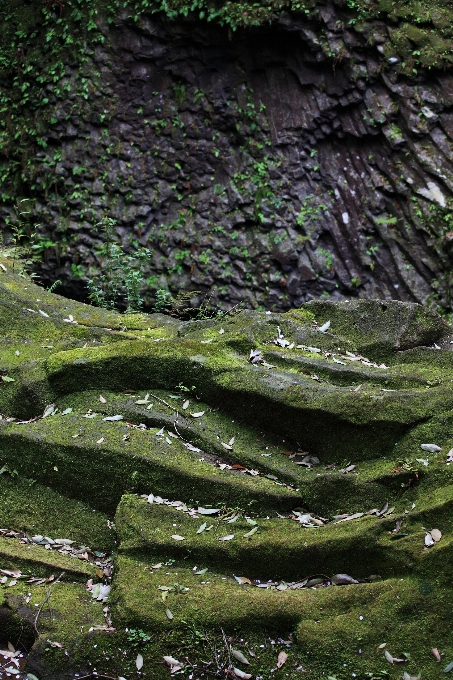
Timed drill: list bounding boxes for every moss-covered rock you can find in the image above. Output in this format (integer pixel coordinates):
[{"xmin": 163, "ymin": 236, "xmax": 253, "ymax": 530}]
[{"xmin": 0, "ymin": 262, "xmax": 452, "ymax": 678}]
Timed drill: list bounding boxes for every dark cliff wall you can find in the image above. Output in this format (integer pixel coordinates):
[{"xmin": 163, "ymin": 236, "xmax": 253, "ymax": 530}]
[{"xmin": 2, "ymin": 2, "xmax": 453, "ymax": 311}]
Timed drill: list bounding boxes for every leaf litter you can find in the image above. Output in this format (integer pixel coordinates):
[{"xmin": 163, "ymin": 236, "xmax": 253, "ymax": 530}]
[
  {"xmin": 0, "ymin": 528, "xmax": 112, "ymax": 573},
  {"xmin": 424, "ymin": 528, "xmax": 442, "ymax": 547}
]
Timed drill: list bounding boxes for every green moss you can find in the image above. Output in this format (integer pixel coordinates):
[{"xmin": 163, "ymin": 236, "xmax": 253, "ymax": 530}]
[
  {"xmin": 116, "ymin": 495, "xmax": 420, "ymax": 581},
  {"xmin": 0, "ymin": 413, "xmax": 300, "ymax": 515},
  {"xmin": 0, "ymin": 475, "xmax": 114, "ymax": 551},
  {"xmin": 283, "ymin": 308, "xmax": 316, "ymax": 324},
  {"xmin": 0, "ymin": 536, "xmax": 96, "ymax": 579},
  {"xmin": 0, "ymin": 268, "xmax": 452, "ymax": 679},
  {"xmin": 3, "ymin": 579, "xmax": 106, "ymax": 678}
]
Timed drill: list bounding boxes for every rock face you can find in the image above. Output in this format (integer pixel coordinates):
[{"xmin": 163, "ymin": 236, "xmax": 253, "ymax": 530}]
[
  {"xmin": 2, "ymin": 3, "xmax": 453, "ymax": 310},
  {"xmin": 0, "ymin": 260, "xmax": 452, "ymax": 678}
]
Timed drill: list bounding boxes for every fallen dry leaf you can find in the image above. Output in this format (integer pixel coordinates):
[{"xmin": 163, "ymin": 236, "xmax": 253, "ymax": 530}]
[
  {"xmin": 232, "ymin": 649, "xmax": 250, "ymax": 665},
  {"xmin": 385, "ymin": 650, "xmax": 394, "ymax": 664},
  {"xmin": 430, "ymin": 528, "xmax": 442, "ymax": 542},
  {"xmin": 277, "ymin": 651, "xmax": 288, "ymax": 669},
  {"xmin": 234, "ymin": 576, "xmax": 252, "ymax": 585},
  {"xmin": 432, "ymin": 648, "xmax": 441, "ymax": 662},
  {"xmin": 425, "ymin": 532, "xmax": 435, "ymax": 547},
  {"xmin": 233, "ymin": 668, "xmax": 252, "ymax": 680},
  {"xmin": 420, "ymin": 443, "xmax": 441, "ymax": 453}
]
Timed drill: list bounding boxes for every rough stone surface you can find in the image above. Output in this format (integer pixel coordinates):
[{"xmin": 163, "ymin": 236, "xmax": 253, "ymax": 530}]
[
  {"xmin": 0, "ymin": 260, "xmax": 452, "ymax": 678},
  {"xmin": 3, "ymin": 7, "xmax": 453, "ymax": 310}
]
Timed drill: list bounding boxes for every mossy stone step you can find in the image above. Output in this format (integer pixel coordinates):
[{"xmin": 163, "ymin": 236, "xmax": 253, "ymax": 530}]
[
  {"xmin": 115, "ymin": 495, "xmax": 430, "ymax": 581},
  {"xmin": 0, "ymin": 475, "xmax": 114, "ymax": 551},
  {"xmin": 3, "ymin": 579, "xmax": 106, "ymax": 680},
  {"xmin": 0, "ymin": 536, "xmax": 96, "ymax": 579},
  {"xmin": 0, "ymin": 261, "xmax": 452, "ymax": 679},
  {"xmin": 0, "ymin": 415, "xmax": 301, "ymax": 514}
]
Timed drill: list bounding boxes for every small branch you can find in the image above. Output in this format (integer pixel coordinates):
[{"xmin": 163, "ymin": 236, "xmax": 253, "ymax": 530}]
[
  {"xmin": 148, "ymin": 392, "xmax": 183, "ymax": 416},
  {"xmin": 34, "ymin": 571, "xmax": 65, "ymax": 635},
  {"xmin": 221, "ymin": 628, "xmax": 232, "ymax": 671}
]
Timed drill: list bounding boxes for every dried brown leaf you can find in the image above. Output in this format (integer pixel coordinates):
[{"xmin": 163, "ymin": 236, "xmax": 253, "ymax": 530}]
[{"xmin": 277, "ymin": 651, "xmax": 288, "ymax": 669}]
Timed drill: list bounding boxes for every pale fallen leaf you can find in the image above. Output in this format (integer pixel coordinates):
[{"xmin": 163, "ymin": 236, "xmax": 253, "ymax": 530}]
[
  {"xmin": 335, "ymin": 512, "xmax": 364, "ymax": 523},
  {"xmin": 444, "ymin": 661, "xmax": 453, "ymax": 673},
  {"xmin": 197, "ymin": 507, "xmax": 220, "ymax": 515},
  {"xmin": 96, "ymin": 437, "xmax": 104, "ymax": 444},
  {"xmin": 135, "ymin": 394, "xmax": 149, "ymax": 404},
  {"xmin": 277, "ymin": 651, "xmax": 288, "ymax": 669},
  {"xmin": 182, "ymin": 400, "xmax": 189, "ymax": 409},
  {"xmin": 331, "ymin": 574, "xmax": 359, "ymax": 585},
  {"xmin": 184, "ymin": 442, "xmax": 201, "ymax": 452},
  {"xmin": 420, "ymin": 443, "xmax": 441, "ymax": 453},
  {"xmin": 99, "ymin": 395, "xmax": 106, "ymax": 403},
  {"xmin": 197, "ymin": 523, "xmax": 207, "ymax": 534},
  {"xmin": 164, "ymin": 655, "xmax": 183, "ymax": 667},
  {"xmin": 171, "ymin": 535, "xmax": 185, "ymax": 541},
  {"xmin": 243, "ymin": 526, "xmax": 258, "ymax": 538},
  {"xmin": 103, "ymin": 414, "xmax": 123, "ymax": 421},
  {"xmin": 432, "ymin": 648, "xmax": 441, "ymax": 662},
  {"xmin": 234, "ymin": 576, "xmax": 251, "ymax": 585},
  {"xmin": 318, "ymin": 320, "xmax": 331, "ymax": 332},
  {"xmin": 430, "ymin": 528, "xmax": 442, "ymax": 542},
  {"xmin": 166, "ymin": 608, "xmax": 173, "ymax": 620},
  {"xmin": 232, "ymin": 649, "xmax": 250, "ymax": 665},
  {"xmin": 425, "ymin": 532, "xmax": 435, "ymax": 547},
  {"xmin": 190, "ymin": 411, "xmax": 205, "ymax": 418},
  {"xmin": 136, "ymin": 652, "xmax": 144, "ymax": 670},
  {"xmin": 233, "ymin": 668, "xmax": 252, "ymax": 679},
  {"xmin": 219, "ymin": 534, "xmax": 235, "ymax": 541},
  {"xmin": 43, "ymin": 403, "xmax": 57, "ymax": 418},
  {"xmin": 385, "ymin": 650, "xmax": 394, "ymax": 664}
]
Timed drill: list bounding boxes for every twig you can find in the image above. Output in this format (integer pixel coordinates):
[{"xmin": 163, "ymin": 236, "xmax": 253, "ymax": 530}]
[
  {"xmin": 34, "ymin": 571, "xmax": 65, "ymax": 634},
  {"xmin": 148, "ymin": 392, "xmax": 184, "ymax": 417},
  {"xmin": 221, "ymin": 628, "xmax": 232, "ymax": 671}
]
